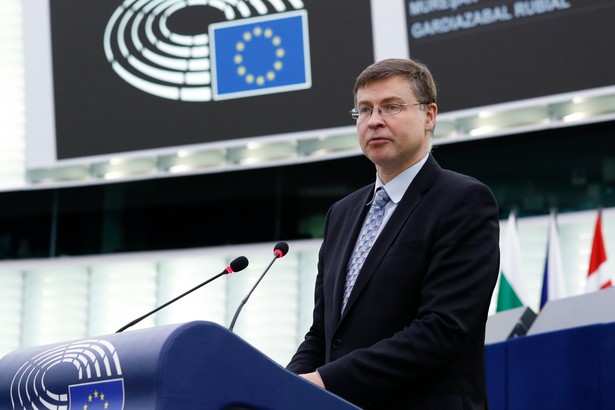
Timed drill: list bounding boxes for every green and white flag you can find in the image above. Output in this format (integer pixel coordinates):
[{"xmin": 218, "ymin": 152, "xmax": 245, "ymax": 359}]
[{"xmin": 496, "ymin": 211, "xmax": 525, "ymax": 311}]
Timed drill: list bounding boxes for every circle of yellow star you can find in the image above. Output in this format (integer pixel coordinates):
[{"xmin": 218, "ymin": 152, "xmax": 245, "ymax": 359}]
[{"xmin": 233, "ymin": 25, "xmax": 286, "ymax": 87}]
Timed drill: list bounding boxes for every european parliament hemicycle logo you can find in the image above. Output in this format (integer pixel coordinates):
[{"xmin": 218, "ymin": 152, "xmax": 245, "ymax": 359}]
[
  {"xmin": 9, "ymin": 339, "xmax": 124, "ymax": 410},
  {"xmin": 104, "ymin": 0, "xmax": 310, "ymax": 102}
]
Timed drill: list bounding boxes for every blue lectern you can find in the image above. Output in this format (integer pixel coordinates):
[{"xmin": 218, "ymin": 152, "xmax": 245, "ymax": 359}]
[{"xmin": 0, "ymin": 321, "xmax": 358, "ymax": 409}]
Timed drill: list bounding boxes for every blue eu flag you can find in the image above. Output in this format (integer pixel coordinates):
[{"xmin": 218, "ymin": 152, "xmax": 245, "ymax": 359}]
[
  {"xmin": 69, "ymin": 379, "xmax": 124, "ymax": 409},
  {"xmin": 210, "ymin": 10, "xmax": 311, "ymax": 100}
]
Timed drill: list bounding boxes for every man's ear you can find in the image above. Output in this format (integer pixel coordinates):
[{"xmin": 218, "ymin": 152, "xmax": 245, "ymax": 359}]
[{"xmin": 424, "ymin": 103, "xmax": 438, "ymax": 132}]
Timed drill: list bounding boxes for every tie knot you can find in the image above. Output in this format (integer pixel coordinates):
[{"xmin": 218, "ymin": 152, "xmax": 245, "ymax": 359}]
[{"xmin": 373, "ymin": 189, "xmax": 390, "ymax": 209}]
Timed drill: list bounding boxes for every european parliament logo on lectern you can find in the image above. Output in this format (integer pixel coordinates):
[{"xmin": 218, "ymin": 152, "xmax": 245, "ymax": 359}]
[{"xmin": 8, "ymin": 338, "xmax": 125, "ymax": 409}]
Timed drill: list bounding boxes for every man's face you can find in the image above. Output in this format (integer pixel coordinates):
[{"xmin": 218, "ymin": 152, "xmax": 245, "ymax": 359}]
[{"xmin": 355, "ymin": 76, "xmax": 436, "ymax": 182}]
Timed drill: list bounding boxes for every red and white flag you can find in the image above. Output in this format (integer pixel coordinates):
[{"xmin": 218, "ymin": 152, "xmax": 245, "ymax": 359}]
[{"xmin": 586, "ymin": 212, "xmax": 613, "ymax": 292}]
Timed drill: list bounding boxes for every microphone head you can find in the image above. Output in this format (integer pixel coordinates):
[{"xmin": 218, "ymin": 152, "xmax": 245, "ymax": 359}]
[
  {"xmin": 273, "ymin": 241, "xmax": 289, "ymax": 258},
  {"xmin": 229, "ymin": 256, "xmax": 249, "ymax": 272}
]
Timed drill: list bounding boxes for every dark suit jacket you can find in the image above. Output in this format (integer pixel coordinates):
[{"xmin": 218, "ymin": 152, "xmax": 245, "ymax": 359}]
[{"xmin": 287, "ymin": 155, "xmax": 500, "ymax": 410}]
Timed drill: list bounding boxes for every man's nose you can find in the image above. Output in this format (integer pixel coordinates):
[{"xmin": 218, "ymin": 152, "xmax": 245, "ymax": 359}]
[{"xmin": 367, "ymin": 108, "xmax": 385, "ymax": 125}]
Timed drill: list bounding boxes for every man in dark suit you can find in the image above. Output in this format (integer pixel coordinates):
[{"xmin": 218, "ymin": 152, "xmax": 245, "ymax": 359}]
[{"xmin": 287, "ymin": 58, "xmax": 500, "ymax": 409}]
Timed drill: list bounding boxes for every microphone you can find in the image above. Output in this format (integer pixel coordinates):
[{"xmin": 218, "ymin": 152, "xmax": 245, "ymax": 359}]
[
  {"xmin": 229, "ymin": 242, "xmax": 289, "ymax": 332},
  {"xmin": 116, "ymin": 256, "xmax": 249, "ymax": 333}
]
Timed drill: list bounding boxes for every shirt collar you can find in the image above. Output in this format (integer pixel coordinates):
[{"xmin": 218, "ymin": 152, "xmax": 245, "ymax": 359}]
[{"xmin": 374, "ymin": 153, "xmax": 429, "ymax": 204}]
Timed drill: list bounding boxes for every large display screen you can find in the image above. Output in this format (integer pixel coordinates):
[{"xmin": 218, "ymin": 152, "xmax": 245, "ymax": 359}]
[
  {"xmin": 25, "ymin": 0, "xmax": 374, "ymax": 165},
  {"xmin": 404, "ymin": 0, "xmax": 615, "ymax": 112},
  {"xmin": 23, "ymin": 0, "xmax": 615, "ymax": 168}
]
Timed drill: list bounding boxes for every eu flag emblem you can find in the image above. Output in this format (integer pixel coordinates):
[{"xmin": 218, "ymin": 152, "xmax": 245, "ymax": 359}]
[
  {"xmin": 210, "ymin": 10, "xmax": 311, "ymax": 100},
  {"xmin": 68, "ymin": 378, "xmax": 125, "ymax": 409}
]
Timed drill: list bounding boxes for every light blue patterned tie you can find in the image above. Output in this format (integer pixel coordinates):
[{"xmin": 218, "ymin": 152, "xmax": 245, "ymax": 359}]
[{"xmin": 342, "ymin": 188, "xmax": 390, "ymax": 313}]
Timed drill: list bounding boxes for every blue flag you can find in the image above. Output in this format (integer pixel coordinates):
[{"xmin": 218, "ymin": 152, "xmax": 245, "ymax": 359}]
[
  {"xmin": 539, "ymin": 210, "xmax": 566, "ymax": 309},
  {"xmin": 69, "ymin": 378, "xmax": 125, "ymax": 409},
  {"xmin": 210, "ymin": 10, "xmax": 311, "ymax": 100}
]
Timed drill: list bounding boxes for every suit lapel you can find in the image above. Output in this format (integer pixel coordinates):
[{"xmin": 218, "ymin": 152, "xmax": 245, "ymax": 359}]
[{"xmin": 339, "ymin": 155, "xmax": 442, "ymax": 320}]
